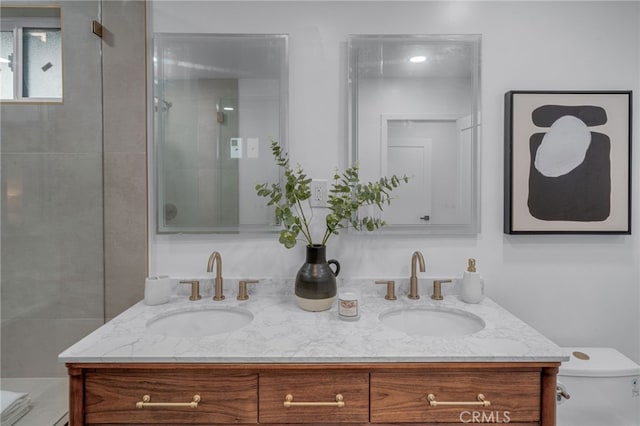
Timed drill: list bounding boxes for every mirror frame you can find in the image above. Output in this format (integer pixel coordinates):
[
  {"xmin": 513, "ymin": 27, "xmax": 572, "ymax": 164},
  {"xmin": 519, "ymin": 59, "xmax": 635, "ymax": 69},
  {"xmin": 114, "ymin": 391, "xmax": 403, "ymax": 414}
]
[{"xmin": 347, "ymin": 34, "xmax": 481, "ymax": 235}]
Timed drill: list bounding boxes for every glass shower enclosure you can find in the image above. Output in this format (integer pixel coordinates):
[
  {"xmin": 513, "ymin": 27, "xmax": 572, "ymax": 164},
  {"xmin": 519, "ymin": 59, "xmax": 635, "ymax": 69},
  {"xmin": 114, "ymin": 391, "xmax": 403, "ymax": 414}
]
[{"xmin": 1, "ymin": 1, "xmax": 104, "ymax": 424}]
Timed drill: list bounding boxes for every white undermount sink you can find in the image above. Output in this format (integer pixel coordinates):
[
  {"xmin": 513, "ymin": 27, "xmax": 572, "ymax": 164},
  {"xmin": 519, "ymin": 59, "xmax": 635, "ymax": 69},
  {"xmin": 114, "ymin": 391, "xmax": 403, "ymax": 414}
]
[
  {"xmin": 379, "ymin": 306, "xmax": 485, "ymax": 337},
  {"xmin": 146, "ymin": 306, "xmax": 254, "ymax": 338}
]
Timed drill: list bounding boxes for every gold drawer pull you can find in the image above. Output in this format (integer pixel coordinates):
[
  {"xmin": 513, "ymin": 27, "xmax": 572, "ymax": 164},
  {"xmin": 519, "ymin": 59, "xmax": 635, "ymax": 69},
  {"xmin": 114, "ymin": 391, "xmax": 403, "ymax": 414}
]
[
  {"xmin": 136, "ymin": 394, "xmax": 201, "ymax": 409},
  {"xmin": 427, "ymin": 393, "xmax": 490, "ymax": 407},
  {"xmin": 283, "ymin": 393, "xmax": 345, "ymax": 408}
]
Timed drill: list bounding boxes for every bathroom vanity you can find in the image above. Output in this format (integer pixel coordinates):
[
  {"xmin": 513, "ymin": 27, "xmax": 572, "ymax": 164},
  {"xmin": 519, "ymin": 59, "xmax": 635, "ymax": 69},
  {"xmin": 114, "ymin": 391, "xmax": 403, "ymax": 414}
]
[{"xmin": 60, "ymin": 279, "xmax": 566, "ymax": 425}]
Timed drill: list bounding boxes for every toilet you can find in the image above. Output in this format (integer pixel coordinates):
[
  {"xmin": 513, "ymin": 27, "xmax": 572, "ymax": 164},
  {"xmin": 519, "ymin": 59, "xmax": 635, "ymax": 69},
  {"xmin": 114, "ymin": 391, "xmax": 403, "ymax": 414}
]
[{"xmin": 557, "ymin": 347, "xmax": 640, "ymax": 426}]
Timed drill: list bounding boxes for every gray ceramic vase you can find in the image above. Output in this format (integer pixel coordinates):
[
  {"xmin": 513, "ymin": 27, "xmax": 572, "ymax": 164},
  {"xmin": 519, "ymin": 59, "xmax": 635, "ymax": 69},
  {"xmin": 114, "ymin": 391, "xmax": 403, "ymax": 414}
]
[{"xmin": 294, "ymin": 244, "xmax": 340, "ymax": 311}]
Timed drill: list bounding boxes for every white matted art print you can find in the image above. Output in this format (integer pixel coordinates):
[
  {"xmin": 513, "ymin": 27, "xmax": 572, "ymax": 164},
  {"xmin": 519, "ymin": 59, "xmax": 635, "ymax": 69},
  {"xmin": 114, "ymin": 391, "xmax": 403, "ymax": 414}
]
[{"xmin": 504, "ymin": 91, "xmax": 632, "ymax": 234}]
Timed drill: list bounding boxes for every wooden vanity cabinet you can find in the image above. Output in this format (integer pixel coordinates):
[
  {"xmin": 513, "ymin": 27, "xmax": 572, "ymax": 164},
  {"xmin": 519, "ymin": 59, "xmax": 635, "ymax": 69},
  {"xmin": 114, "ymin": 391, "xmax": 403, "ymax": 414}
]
[
  {"xmin": 371, "ymin": 368, "xmax": 543, "ymax": 424},
  {"xmin": 79, "ymin": 367, "xmax": 257, "ymax": 424},
  {"xmin": 260, "ymin": 371, "xmax": 369, "ymax": 423},
  {"xmin": 67, "ymin": 362, "xmax": 559, "ymax": 426}
]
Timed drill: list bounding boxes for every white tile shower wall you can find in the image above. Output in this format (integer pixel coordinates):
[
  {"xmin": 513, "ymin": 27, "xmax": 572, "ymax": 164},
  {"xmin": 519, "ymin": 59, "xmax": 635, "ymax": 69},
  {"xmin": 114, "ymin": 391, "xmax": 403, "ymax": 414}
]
[{"xmin": 148, "ymin": 1, "xmax": 640, "ymax": 362}]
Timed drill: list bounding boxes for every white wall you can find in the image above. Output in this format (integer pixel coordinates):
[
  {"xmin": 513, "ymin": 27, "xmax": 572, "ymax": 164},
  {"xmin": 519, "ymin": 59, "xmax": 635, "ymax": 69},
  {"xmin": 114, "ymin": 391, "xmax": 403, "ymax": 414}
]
[{"xmin": 149, "ymin": 1, "xmax": 640, "ymax": 362}]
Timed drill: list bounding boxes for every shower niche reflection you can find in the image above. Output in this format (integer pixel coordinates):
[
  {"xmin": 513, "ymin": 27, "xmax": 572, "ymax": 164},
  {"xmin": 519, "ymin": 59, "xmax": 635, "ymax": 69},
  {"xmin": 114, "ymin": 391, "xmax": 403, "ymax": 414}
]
[
  {"xmin": 154, "ymin": 34, "xmax": 288, "ymax": 233},
  {"xmin": 348, "ymin": 35, "xmax": 481, "ymax": 234}
]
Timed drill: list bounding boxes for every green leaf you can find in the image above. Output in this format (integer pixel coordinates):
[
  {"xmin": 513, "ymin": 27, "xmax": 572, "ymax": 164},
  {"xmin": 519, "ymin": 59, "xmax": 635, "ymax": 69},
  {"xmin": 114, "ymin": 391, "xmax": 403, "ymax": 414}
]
[{"xmin": 256, "ymin": 140, "xmax": 410, "ymax": 248}]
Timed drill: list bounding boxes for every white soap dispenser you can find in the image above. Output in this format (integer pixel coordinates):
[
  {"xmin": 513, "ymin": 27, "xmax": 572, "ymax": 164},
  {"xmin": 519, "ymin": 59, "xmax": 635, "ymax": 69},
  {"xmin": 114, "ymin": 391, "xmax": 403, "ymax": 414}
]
[{"xmin": 460, "ymin": 258, "xmax": 483, "ymax": 303}]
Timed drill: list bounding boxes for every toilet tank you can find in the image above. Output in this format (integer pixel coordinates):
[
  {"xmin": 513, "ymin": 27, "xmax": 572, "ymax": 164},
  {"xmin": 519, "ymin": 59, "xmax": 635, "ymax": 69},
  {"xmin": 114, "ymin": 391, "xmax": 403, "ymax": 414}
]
[{"xmin": 557, "ymin": 347, "xmax": 640, "ymax": 426}]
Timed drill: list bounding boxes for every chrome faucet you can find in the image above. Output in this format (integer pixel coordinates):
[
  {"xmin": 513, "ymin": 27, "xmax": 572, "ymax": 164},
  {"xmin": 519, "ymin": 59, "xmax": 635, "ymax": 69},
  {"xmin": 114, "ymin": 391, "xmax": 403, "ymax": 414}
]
[
  {"xmin": 207, "ymin": 251, "xmax": 224, "ymax": 301},
  {"xmin": 408, "ymin": 251, "xmax": 425, "ymax": 299}
]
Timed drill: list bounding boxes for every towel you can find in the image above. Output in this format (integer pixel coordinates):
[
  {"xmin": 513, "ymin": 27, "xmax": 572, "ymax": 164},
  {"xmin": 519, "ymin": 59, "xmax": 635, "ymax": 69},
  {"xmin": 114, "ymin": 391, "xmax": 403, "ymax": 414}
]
[{"xmin": 1, "ymin": 390, "xmax": 31, "ymax": 426}]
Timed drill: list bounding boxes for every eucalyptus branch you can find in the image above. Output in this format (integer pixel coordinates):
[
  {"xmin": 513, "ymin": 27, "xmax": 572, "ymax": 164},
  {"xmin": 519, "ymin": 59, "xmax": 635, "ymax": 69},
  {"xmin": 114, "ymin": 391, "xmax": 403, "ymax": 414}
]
[
  {"xmin": 294, "ymin": 195, "xmax": 313, "ymax": 245},
  {"xmin": 256, "ymin": 141, "xmax": 409, "ymax": 249}
]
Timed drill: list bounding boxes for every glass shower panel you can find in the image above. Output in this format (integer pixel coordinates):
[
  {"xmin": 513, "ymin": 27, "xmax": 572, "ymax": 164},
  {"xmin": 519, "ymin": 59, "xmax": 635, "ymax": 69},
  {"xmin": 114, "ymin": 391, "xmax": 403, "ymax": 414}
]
[
  {"xmin": 217, "ymin": 97, "xmax": 240, "ymax": 226},
  {"xmin": 157, "ymin": 74, "xmax": 240, "ymax": 230},
  {"xmin": 1, "ymin": 1, "xmax": 104, "ymax": 393}
]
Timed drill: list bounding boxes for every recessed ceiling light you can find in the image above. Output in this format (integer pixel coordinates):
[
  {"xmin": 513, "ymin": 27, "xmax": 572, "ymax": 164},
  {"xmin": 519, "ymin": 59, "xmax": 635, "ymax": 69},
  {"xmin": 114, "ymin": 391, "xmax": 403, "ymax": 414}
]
[
  {"xmin": 223, "ymin": 107, "xmax": 234, "ymax": 111},
  {"xmin": 409, "ymin": 55, "xmax": 427, "ymax": 64}
]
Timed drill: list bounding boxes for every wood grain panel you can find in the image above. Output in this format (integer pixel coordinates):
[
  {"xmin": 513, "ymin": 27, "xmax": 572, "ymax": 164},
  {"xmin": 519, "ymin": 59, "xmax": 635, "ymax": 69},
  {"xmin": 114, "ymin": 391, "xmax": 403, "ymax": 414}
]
[
  {"xmin": 259, "ymin": 372, "xmax": 369, "ymax": 423},
  {"xmin": 89, "ymin": 423, "xmax": 540, "ymax": 426},
  {"xmin": 68, "ymin": 367, "xmax": 84, "ymax": 426},
  {"xmin": 68, "ymin": 362, "xmax": 558, "ymax": 425},
  {"xmin": 371, "ymin": 371, "xmax": 541, "ymax": 423},
  {"xmin": 84, "ymin": 369, "xmax": 257, "ymax": 424}
]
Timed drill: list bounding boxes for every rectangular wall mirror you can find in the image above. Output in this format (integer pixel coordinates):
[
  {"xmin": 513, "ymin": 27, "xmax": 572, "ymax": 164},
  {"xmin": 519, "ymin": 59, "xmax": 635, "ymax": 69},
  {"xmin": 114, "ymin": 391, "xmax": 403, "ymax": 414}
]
[
  {"xmin": 154, "ymin": 33, "xmax": 288, "ymax": 233},
  {"xmin": 348, "ymin": 35, "xmax": 481, "ymax": 234}
]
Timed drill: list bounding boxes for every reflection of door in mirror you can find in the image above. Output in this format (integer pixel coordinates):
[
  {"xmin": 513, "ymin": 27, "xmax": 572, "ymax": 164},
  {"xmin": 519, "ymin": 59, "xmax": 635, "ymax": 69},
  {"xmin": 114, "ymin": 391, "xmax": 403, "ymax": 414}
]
[
  {"xmin": 383, "ymin": 118, "xmax": 472, "ymax": 226},
  {"xmin": 382, "ymin": 121, "xmax": 433, "ymax": 225}
]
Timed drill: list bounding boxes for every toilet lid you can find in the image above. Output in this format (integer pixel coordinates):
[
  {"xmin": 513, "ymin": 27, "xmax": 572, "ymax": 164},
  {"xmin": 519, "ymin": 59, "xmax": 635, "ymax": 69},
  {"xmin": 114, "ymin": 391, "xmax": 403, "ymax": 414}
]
[{"xmin": 559, "ymin": 347, "xmax": 640, "ymax": 377}]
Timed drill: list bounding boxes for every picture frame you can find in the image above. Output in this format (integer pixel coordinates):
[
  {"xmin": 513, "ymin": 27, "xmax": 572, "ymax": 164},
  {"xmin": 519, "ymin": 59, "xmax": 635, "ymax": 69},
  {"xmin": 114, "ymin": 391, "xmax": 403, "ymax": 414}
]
[{"xmin": 504, "ymin": 91, "xmax": 632, "ymax": 234}]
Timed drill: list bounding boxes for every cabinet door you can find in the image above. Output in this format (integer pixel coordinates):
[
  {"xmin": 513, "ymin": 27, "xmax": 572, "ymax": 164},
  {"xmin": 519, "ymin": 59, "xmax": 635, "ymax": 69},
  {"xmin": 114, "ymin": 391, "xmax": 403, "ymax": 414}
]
[
  {"xmin": 371, "ymin": 371, "xmax": 541, "ymax": 423},
  {"xmin": 259, "ymin": 372, "xmax": 369, "ymax": 423},
  {"xmin": 84, "ymin": 369, "xmax": 257, "ymax": 424}
]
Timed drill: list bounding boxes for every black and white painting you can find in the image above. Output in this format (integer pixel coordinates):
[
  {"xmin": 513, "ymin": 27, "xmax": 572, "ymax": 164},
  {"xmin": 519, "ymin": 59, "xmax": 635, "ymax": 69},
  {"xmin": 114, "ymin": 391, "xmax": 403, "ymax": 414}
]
[{"xmin": 504, "ymin": 91, "xmax": 631, "ymax": 234}]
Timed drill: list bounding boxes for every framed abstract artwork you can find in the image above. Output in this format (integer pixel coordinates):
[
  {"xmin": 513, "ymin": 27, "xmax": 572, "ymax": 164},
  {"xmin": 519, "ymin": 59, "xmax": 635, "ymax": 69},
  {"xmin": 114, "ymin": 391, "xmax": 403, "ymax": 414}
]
[{"xmin": 504, "ymin": 91, "xmax": 632, "ymax": 234}]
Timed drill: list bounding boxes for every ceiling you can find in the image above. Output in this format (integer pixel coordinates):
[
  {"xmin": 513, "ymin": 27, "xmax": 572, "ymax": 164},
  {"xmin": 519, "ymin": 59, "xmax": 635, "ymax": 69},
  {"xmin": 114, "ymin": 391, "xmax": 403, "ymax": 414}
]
[
  {"xmin": 155, "ymin": 34, "xmax": 476, "ymax": 81},
  {"xmin": 352, "ymin": 37, "xmax": 477, "ymax": 79},
  {"xmin": 156, "ymin": 34, "xmax": 286, "ymax": 81}
]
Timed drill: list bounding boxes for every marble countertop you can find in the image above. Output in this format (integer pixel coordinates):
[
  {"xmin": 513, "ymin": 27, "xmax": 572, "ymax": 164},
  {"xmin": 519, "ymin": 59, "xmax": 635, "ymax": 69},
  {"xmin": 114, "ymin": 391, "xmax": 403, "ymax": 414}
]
[{"xmin": 59, "ymin": 278, "xmax": 567, "ymax": 364}]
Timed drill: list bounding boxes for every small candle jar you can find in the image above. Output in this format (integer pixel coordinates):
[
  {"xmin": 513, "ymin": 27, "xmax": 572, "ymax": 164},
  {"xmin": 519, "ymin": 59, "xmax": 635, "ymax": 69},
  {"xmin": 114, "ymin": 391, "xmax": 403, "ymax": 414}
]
[{"xmin": 338, "ymin": 291, "xmax": 359, "ymax": 321}]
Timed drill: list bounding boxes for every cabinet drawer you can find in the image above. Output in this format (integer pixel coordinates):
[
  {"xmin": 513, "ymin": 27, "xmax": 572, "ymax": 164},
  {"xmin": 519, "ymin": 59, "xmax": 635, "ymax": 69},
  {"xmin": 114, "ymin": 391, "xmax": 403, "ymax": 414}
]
[
  {"xmin": 84, "ymin": 369, "xmax": 257, "ymax": 424},
  {"xmin": 371, "ymin": 371, "xmax": 541, "ymax": 423},
  {"xmin": 259, "ymin": 372, "xmax": 369, "ymax": 423}
]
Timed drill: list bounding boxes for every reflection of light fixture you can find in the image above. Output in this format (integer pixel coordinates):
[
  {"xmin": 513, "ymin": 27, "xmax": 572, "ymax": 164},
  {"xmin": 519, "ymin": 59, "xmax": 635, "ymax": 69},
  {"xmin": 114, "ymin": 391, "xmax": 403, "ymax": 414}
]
[
  {"xmin": 223, "ymin": 107, "xmax": 234, "ymax": 111},
  {"xmin": 7, "ymin": 179, "xmax": 23, "ymax": 226},
  {"xmin": 409, "ymin": 55, "xmax": 427, "ymax": 63},
  {"xmin": 0, "ymin": 57, "xmax": 9, "ymax": 63}
]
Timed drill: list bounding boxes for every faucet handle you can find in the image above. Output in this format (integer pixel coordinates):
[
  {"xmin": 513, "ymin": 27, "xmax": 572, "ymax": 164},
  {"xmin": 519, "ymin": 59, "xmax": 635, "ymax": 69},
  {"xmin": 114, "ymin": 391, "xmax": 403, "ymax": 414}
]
[
  {"xmin": 237, "ymin": 279, "xmax": 259, "ymax": 300},
  {"xmin": 375, "ymin": 280, "xmax": 397, "ymax": 300},
  {"xmin": 431, "ymin": 279, "xmax": 452, "ymax": 301},
  {"xmin": 179, "ymin": 280, "xmax": 202, "ymax": 301}
]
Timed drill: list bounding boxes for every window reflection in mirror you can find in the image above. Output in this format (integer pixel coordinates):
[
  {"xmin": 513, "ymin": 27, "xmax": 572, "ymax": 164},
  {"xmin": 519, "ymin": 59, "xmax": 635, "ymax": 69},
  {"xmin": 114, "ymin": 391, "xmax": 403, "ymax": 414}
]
[
  {"xmin": 0, "ymin": 6, "xmax": 62, "ymax": 102},
  {"xmin": 154, "ymin": 34, "xmax": 288, "ymax": 233},
  {"xmin": 348, "ymin": 35, "xmax": 481, "ymax": 234}
]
